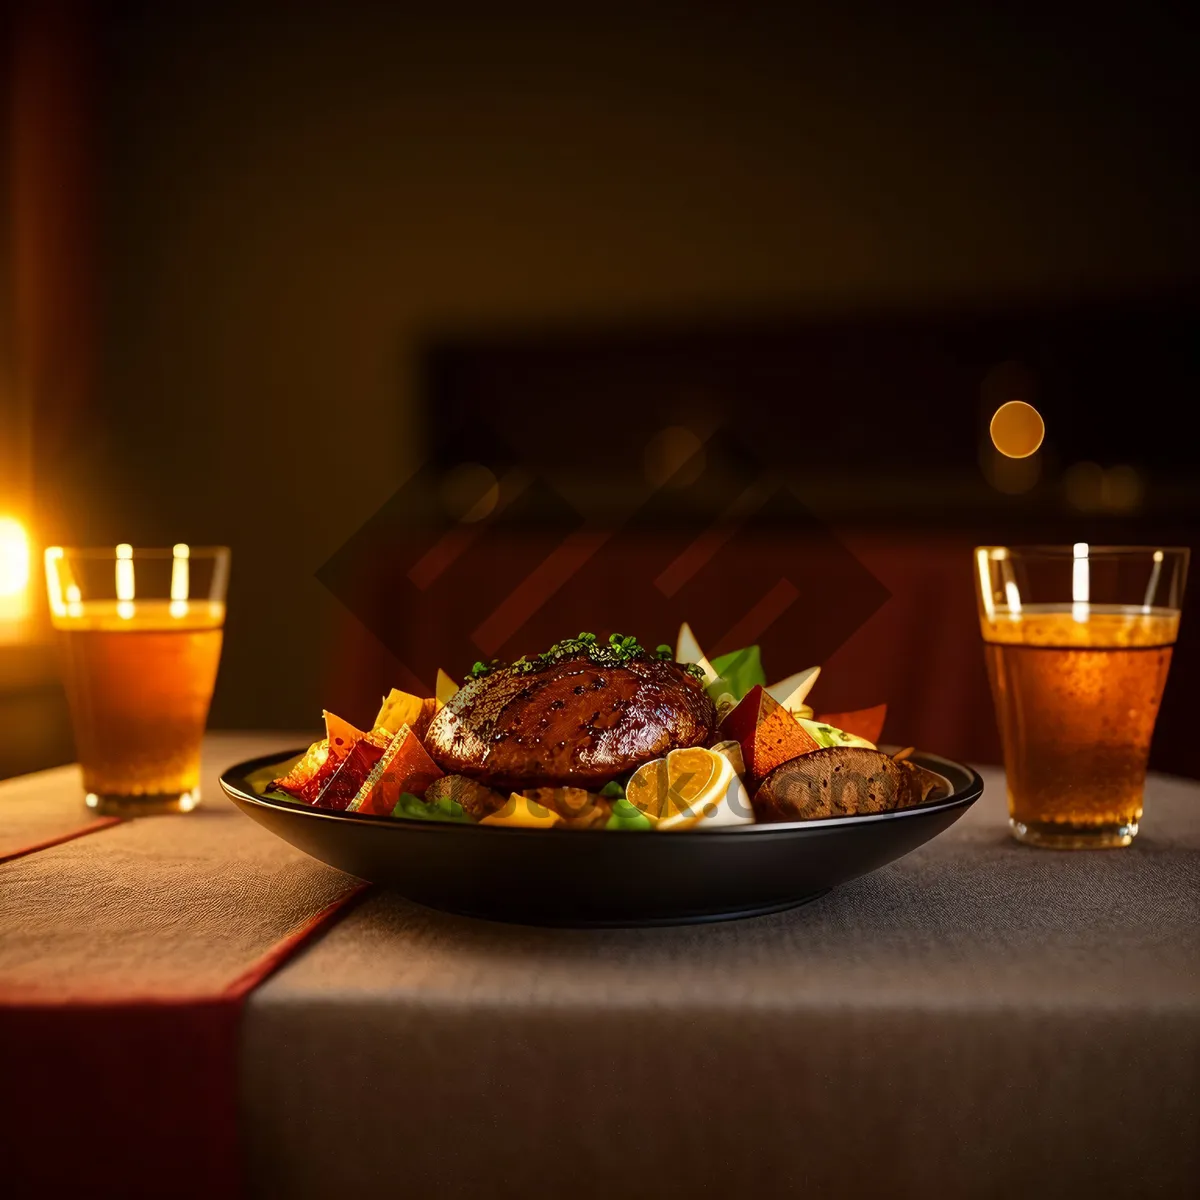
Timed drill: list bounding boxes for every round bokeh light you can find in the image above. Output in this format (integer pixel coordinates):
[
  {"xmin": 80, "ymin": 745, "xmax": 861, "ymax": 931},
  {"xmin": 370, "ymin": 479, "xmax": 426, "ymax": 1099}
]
[{"xmin": 989, "ymin": 401, "xmax": 1045, "ymax": 459}]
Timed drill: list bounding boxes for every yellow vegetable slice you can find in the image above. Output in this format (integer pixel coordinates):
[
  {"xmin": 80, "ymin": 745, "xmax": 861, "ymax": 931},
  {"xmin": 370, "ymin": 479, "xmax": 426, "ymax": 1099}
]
[
  {"xmin": 374, "ymin": 688, "xmax": 424, "ymax": 734},
  {"xmin": 480, "ymin": 793, "xmax": 563, "ymax": 829},
  {"xmin": 374, "ymin": 688, "xmax": 439, "ymax": 737},
  {"xmin": 435, "ymin": 669, "xmax": 459, "ymax": 705}
]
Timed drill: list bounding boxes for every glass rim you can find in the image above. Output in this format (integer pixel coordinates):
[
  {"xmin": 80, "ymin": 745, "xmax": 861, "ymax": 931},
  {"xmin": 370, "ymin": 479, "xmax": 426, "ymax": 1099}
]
[
  {"xmin": 45, "ymin": 544, "xmax": 230, "ymax": 560},
  {"xmin": 975, "ymin": 544, "xmax": 1189, "ymax": 560}
]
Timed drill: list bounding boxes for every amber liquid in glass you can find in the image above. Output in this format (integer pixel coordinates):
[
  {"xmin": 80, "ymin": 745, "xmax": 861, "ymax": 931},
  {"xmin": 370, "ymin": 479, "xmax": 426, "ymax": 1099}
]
[
  {"xmin": 982, "ymin": 605, "xmax": 1178, "ymax": 848},
  {"xmin": 53, "ymin": 601, "xmax": 225, "ymax": 814}
]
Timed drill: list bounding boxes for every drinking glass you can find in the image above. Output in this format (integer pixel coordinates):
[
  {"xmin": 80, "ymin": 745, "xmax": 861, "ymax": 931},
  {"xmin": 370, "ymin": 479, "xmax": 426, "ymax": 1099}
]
[
  {"xmin": 45, "ymin": 544, "xmax": 230, "ymax": 815},
  {"xmin": 975, "ymin": 544, "xmax": 1187, "ymax": 848}
]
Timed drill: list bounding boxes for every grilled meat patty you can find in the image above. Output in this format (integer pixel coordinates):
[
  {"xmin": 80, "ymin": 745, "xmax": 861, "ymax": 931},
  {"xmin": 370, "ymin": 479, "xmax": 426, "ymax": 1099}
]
[{"xmin": 424, "ymin": 652, "xmax": 716, "ymax": 789}]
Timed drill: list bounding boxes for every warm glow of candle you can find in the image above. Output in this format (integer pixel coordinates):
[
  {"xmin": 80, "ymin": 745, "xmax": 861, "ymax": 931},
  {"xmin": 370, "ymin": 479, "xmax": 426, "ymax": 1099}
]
[
  {"xmin": 0, "ymin": 517, "xmax": 33, "ymax": 632},
  {"xmin": 0, "ymin": 517, "xmax": 30, "ymax": 598}
]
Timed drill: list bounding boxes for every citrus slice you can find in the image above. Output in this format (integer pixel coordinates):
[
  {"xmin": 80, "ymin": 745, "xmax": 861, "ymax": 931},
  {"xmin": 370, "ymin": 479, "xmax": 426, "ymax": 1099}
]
[
  {"xmin": 690, "ymin": 741, "xmax": 755, "ymax": 829},
  {"xmin": 625, "ymin": 745, "xmax": 731, "ymax": 830},
  {"xmin": 624, "ymin": 757, "xmax": 672, "ymax": 822},
  {"xmin": 665, "ymin": 746, "xmax": 720, "ymax": 808}
]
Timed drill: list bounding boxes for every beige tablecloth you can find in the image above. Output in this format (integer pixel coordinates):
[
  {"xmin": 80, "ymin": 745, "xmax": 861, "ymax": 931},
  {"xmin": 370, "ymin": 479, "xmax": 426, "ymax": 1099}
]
[
  {"xmin": 4, "ymin": 735, "xmax": 1199, "ymax": 1197},
  {"xmin": 242, "ymin": 754, "xmax": 1200, "ymax": 1199}
]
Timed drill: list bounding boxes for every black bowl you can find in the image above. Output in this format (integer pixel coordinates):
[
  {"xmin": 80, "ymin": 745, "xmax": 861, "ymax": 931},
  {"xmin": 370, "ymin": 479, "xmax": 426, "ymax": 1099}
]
[
  {"xmin": 221, "ymin": 749, "xmax": 981, "ymax": 926},
  {"xmin": 220, "ymin": 748, "xmax": 983, "ymax": 926}
]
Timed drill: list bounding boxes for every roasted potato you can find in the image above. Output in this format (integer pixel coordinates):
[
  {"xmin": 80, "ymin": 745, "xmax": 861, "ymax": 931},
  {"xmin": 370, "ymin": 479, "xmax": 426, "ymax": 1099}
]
[
  {"xmin": 753, "ymin": 746, "xmax": 949, "ymax": 822},
  {"xmin": 423, "ymin": 774, "xmax": 507, "ymax": 820},
  {"xmin": 521, "ymin": 787, "xmax": 613, "ymax": 829}
]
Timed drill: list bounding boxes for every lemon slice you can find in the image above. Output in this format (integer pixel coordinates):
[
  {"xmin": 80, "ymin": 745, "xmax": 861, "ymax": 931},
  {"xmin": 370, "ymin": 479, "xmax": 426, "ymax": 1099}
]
[
  {"xmin": 695, "ymin": 741, "xmax": 755, "ymax": 829},
  {"xmin": 664, "ymin": 746, "xmax": 721, "ymax": 815},
  {"xmin": 625, "ymin": 745, "xmax": 753, "ymax": 831},
  {"xmin": 624, "ymin": 758, "xmax": 674, "ymax": 824},
  {"xmin": 627, "ymin": 748, "xmax": 713, "ymax": 826}
]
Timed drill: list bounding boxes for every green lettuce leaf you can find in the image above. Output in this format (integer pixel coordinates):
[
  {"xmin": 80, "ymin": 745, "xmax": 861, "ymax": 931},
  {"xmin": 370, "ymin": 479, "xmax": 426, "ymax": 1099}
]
[
  {"xmin": 244, "ymin": 755, "xmax": 304, "ymax": 799},
  {"xmin": 605, "ymin": 797, "xmax": 653, "ymax": 831},
  {"xmin": 708, "ymin": 645, "xmax": 766, "ymax": 702},
  {"xmin": 390, "ymin": 791, "xmax": 474, "ymax": 823}
]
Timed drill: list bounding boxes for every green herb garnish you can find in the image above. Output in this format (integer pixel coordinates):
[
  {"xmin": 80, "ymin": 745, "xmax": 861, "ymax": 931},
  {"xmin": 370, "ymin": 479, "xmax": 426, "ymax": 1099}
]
[
  {"xmin": 466, "ymin": 658, "xmax": 506, "ymax": 681},
  {"xmin": 467, "ymin": 632, "xmax": 701, "ymax": 679}
]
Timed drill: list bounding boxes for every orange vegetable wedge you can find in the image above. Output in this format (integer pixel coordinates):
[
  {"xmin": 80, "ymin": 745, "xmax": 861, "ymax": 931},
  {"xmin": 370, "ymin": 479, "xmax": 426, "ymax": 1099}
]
[
  {"xmin": 272, "ymin": 710, "xmax": 367, "ymax": 803},
  {"xmin": 324, "ymin": 710, "xmax": 366, "ymax": 759},
  {"xmin": 718, "ymin": 684, "xmax": 821, "ymax": 788},
  {"xmin": 313, "ymin": 732, "xmax": 391, "ymax": 811},
  {"xmin": 271, "ymin": 740, "xmax": 331, "ymax": 802},
  {"xmin": 349, "ymin": 724, "xmax": 444, "ymax": 815},
  {"xmin": 814, "ymin": 703, "xmax": 887, "ymax": 746}
]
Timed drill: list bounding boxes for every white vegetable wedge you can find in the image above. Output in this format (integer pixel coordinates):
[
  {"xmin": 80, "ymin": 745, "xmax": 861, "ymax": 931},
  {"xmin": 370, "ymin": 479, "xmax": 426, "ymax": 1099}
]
[
  {"xmin": 674, "ymin": 620, "xmax": 719, "ymax": 685},
  {"xmin": 766, "ymin": 665, "xmax": 821, "ymax": 711}
]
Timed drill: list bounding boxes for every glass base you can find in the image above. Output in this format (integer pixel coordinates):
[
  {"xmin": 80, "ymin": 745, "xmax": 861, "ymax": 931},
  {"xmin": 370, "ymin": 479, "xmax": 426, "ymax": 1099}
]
[
  {"xmin": 1009, "ymin": 817, "xmax": 1137, "ymax": 849},
  {"xmin": 85, "ymin": 788, "xmax": 201, "ymax": 817}
]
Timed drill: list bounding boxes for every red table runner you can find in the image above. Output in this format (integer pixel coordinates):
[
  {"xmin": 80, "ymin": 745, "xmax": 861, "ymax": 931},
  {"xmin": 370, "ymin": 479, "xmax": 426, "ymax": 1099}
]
[
  {"xmin": 0, "ymin": 762, "xmax": 121, "ymax": 862},
  {"xmin": 0, "ymin": 733, "xmax": 365, "ymax": 1199}
]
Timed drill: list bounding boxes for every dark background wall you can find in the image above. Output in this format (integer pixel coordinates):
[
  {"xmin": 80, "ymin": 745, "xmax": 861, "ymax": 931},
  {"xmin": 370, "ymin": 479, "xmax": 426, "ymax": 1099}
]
[{"xmin": 6, "ymin": 1, "xmax": 1199, "ymax": 774}]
